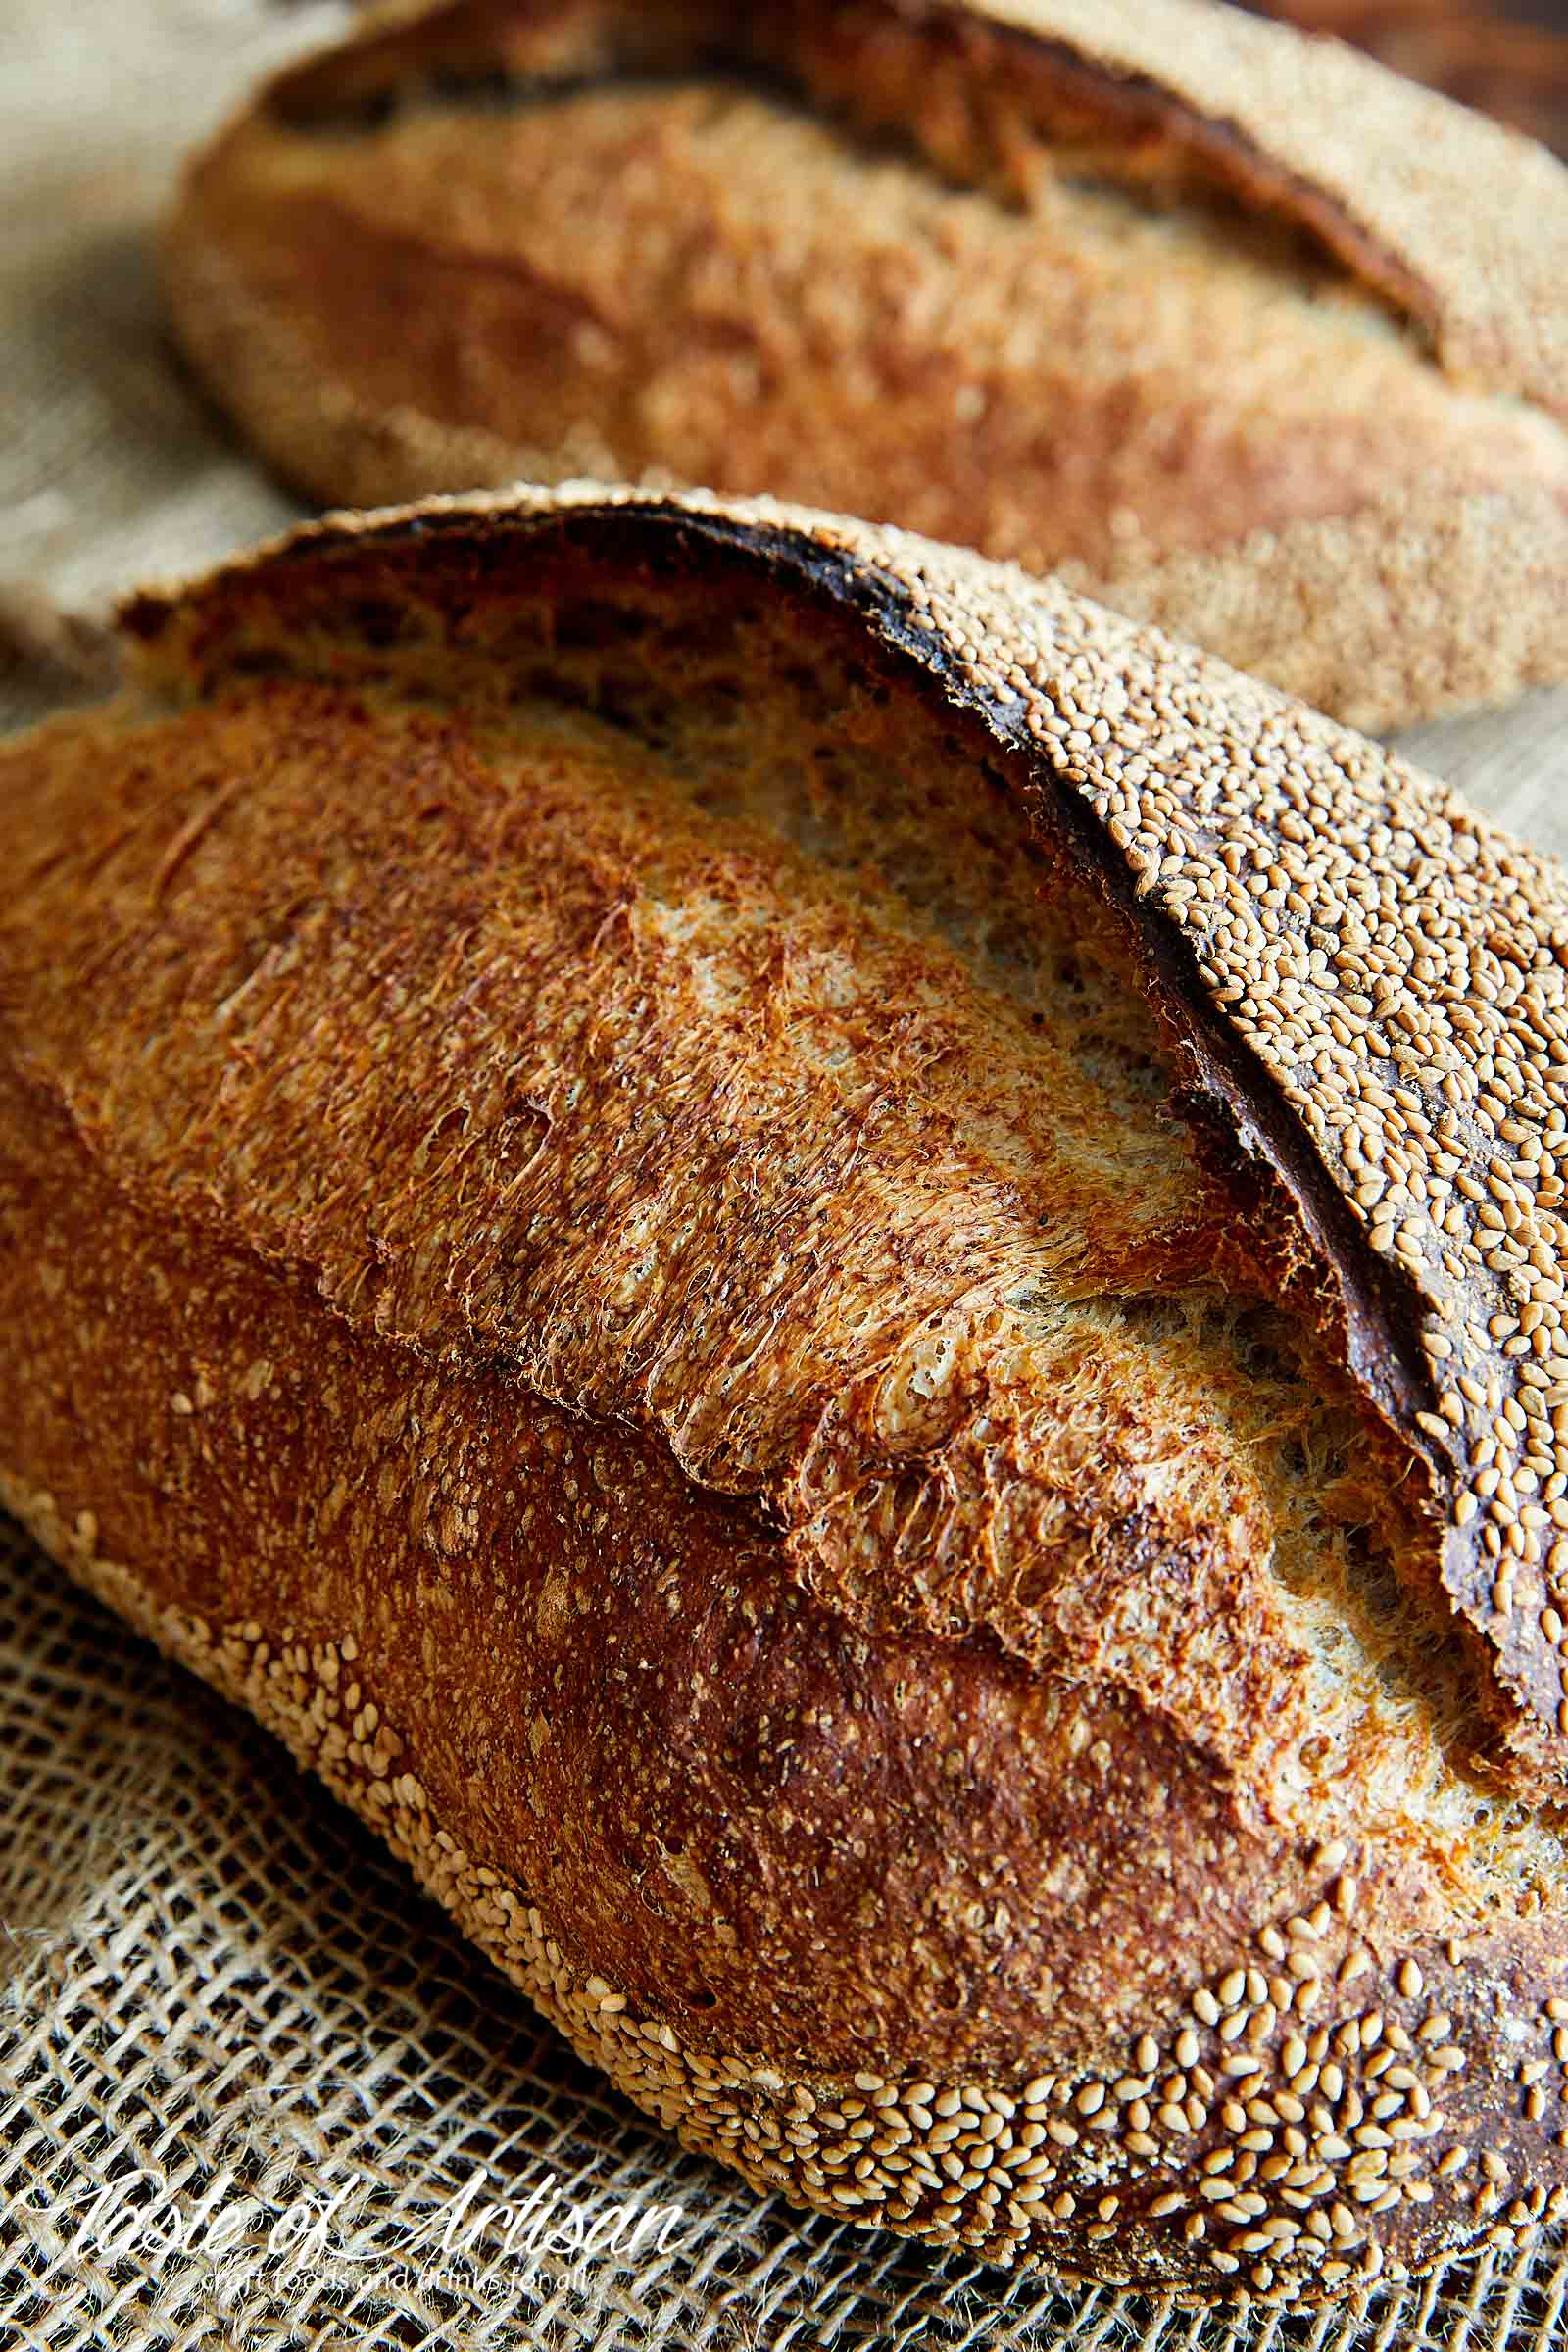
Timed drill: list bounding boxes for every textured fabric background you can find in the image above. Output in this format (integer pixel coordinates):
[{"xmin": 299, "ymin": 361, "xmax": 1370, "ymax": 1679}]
[{"xmin": 5, "ymin": 4, "xmax": 1568, "ymax": 2345}]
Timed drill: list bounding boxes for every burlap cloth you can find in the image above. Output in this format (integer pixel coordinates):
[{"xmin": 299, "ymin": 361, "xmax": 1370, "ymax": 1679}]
[{"xmin": 7, "ymin": 3, "xmax": 1568, "ymax": 2343}]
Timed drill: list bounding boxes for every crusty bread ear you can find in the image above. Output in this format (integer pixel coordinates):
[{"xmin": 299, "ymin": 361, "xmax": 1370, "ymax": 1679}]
[
  {"xmin": 164, "ymin": 0, "xmax": 1568, "ymax": 729},
  {"xmin": 5, "ymin": 485, "xmax": 1568, "ymax": 2301}
]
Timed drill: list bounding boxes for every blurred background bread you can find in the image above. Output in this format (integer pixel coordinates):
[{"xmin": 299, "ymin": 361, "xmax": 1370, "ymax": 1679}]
[{"xmin": 167, "ymin": 0, "xmax": 1568, "ymax": 730}]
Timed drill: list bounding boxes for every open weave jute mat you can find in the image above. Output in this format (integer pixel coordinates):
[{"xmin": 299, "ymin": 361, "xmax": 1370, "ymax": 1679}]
[{"xmin": 7, "ymin": 3, "xmax": 1568, "ymax": 2344}]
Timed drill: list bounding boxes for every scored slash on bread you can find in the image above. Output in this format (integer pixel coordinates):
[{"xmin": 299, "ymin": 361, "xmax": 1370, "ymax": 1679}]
[
  {"xmin": 4, "ymin": 485, "xmax": 1568, "ymax": 2298},
  {"xmin": 165, "ymin": 0, "xmax": 1568, "ymax": 730}
]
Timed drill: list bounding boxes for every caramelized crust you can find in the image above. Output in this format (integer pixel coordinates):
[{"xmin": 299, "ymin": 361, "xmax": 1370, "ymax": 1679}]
[
  {"xmin": 165, "ymin": 0, "xmax": 1568, "ymax": 726},
  {"xmin": 6, "ymin": 488, "xmax": 1568, "ymax": 2297}
]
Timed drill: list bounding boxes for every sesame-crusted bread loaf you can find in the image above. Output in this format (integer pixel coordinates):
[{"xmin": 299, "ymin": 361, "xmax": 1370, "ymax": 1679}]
[
  {"xmin": 163, "ymin": 0, "xmax": 1568, "ymax": 731},
  {"xmin": 7, "ymin": 486, "xmax": 1568, "ymax": 2303}
]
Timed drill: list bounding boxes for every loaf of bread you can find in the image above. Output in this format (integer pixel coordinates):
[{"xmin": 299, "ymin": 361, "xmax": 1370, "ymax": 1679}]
[
  {"xmin": 5, "ymin": 484, "xmax": 1568, "ymax": 2303},
  {"xmin": 163, "ymin": 0, "xmax": 1568, "ymax": 732}
]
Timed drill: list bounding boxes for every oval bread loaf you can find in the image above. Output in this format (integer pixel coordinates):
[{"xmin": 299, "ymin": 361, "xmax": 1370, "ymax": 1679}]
[
  {"xmin": 5, "ymin": 486, "xmax": 1568, "ymax": 2302},
  {"xmin": 164, "ymin": 0, "xmax": 1568, "ymax": 731}
]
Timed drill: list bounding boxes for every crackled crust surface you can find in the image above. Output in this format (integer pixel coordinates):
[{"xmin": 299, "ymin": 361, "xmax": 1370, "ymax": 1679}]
[
  {"xmin": 113, "ymin": 484, "xmax": 1568, "ymax": 1781},
  {"xmin": 164, "ymin": 0, "xmax": 1568, "ymax": 727},
  {"xmin": 6, "ymin": 488, "xmax": 1568, "ymax": 2297}
]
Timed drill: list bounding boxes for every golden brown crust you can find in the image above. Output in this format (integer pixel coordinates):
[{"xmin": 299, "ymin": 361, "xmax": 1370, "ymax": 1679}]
[
  {"xmin": 164, "ymin": 0, "xmax": 1568, "ymax": 727},
  {"xmin": 7, "ymin": 486, "xmax": 1568, "ymax": 2297}
]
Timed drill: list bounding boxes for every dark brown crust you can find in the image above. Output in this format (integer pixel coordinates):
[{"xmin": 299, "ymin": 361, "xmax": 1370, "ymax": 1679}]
[
  {"xmin": 7, "ymin": 486, "xmax": 1568, "ymax": 2299},
  {"xmin": 164, "ymin": 0, "xmax": 1568, "ymax": 727}
]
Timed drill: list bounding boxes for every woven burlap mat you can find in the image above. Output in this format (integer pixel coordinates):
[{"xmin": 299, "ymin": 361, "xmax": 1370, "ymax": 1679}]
[{"xmin": 7, "ymin": 4, "xmax": 1568, "ymax": 2343}]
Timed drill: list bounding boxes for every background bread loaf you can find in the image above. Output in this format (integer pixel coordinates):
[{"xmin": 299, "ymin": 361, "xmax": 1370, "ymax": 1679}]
[
  {"xmin": 164, "ymin": 0, "xmax": 1568, "ymax": 730},
  {"xmin": 6, "ymin": 486, "xmax": 1568, "ymax": 2300}
]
